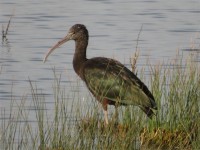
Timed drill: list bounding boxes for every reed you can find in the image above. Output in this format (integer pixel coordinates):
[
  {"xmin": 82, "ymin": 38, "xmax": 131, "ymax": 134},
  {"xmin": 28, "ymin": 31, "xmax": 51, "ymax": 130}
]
[
  {"xmin": 0, "ymin": 50, "xmax": 199, "ymax": 149},
  {"xmin": 2, "ymin": 10, "xmax": 14, "ymax": 41}
]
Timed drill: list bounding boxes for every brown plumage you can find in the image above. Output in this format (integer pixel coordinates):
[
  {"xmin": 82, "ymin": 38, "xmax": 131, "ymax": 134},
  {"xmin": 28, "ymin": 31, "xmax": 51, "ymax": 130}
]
[{"xmin": 44, "ymin": 24, "xmax": 157, "ymax": 124}]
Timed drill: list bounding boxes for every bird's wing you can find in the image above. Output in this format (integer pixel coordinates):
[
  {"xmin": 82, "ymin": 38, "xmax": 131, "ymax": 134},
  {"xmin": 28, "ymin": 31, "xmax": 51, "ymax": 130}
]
[{"xmin": 83, "ymin": 57, "xmax": 156, "ymax": 108}]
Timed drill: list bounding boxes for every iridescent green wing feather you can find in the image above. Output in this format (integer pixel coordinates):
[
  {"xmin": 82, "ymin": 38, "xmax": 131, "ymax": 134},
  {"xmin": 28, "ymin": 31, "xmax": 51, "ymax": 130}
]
[{"xmin": 83, "ymin": 57, "xmax": 156, "ymax": 108}]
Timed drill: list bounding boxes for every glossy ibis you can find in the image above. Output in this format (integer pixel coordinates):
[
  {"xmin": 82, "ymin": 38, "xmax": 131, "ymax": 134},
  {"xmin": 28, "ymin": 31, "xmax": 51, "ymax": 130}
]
[{"xmin": 43, "ymin": 24, "xmax": 157, "ymax": 124}]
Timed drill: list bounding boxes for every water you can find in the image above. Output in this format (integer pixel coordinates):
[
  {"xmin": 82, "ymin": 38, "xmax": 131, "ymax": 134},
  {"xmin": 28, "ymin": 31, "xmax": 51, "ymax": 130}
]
[{"xmin": 0, "ymin": 0, "xmax": 200, "ymax": 143}]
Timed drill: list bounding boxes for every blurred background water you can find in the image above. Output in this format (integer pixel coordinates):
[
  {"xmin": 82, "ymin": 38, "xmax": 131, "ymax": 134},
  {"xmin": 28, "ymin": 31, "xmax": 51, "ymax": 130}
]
[{"xmin": 0, "ymin": 0, "xmax": 199, "ymax": 131}]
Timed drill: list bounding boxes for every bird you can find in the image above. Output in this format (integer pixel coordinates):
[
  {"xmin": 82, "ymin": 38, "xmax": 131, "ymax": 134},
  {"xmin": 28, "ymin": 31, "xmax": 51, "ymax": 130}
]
[{"xmin": 43, "ymin": 24, "xmax": 157, "ymax": 125}]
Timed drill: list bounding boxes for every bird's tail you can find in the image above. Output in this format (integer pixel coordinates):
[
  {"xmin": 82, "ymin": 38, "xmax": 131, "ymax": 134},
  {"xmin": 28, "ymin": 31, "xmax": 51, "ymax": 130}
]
[{"xmin": 140, "ymin": 106, "xmax": 155, "ymax": 119}]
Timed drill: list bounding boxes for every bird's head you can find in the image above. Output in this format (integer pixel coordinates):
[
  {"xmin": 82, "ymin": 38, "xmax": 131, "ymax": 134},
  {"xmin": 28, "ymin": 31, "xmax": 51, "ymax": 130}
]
[
  {"xmin": 68, "ymin": 24, "xmax": 88, "ymax": 41},
  {"xmin": 43, "ymin": 24, "xmax": 88, "ymax": 63}
]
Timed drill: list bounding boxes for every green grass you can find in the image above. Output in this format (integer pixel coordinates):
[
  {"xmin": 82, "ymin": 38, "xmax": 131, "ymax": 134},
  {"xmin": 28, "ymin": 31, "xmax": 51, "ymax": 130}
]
[{"xmin": 0, "ymin": 51, "xmax": 199, "ymax": 150}]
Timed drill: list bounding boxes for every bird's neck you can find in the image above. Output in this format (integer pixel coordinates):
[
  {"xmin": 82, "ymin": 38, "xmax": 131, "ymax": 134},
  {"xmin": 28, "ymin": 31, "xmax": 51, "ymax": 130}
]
[{"xmin": 73, "ymin": 40, "xmax": 88, "ymax": 79}]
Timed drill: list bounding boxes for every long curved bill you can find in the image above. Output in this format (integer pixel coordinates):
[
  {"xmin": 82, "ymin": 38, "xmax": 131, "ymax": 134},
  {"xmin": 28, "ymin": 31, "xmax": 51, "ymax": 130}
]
[{"xmin": 43, "ymin": 34, "xmax": 71, "ymax": 63}]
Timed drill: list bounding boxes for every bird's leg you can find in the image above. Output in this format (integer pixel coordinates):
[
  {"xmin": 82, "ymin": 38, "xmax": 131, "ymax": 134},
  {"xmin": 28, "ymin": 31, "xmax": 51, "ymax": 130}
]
[
  {"xmin": 103, "ymin": 110, "xmax": 109, "ymax": 125},
  {"xmin": 102, "ymin": 99, "xmax": 109, "ymax": 125}
]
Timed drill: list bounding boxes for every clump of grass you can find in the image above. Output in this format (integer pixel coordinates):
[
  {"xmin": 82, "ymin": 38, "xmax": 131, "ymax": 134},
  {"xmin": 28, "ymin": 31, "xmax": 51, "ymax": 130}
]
[
  {"xmin": 140, "ymin": 123, "xmax": 198, "ymax": 150},
  {"xmin": 140, "ymin": 51, "xmax": 200, "ymax": 149}
]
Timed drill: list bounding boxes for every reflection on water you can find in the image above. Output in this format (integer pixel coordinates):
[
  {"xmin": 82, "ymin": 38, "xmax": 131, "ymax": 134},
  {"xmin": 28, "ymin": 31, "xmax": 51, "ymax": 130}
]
[{"xmin": 0, "ymin": 0, "xmax": 199, "ymax": 145}]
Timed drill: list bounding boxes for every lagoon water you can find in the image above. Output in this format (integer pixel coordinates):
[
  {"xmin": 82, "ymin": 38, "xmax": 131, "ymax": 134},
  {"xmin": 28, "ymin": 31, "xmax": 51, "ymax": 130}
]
[{"xmin": 0, "ymin": 0, "xmax": 200, "ymax": 140}]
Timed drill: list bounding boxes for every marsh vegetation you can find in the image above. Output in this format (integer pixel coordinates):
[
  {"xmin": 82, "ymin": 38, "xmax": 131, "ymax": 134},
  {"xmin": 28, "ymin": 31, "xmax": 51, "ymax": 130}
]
[{"xmin": 0, "ymin": 49, "xmax": 199, "ymax": 150}]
